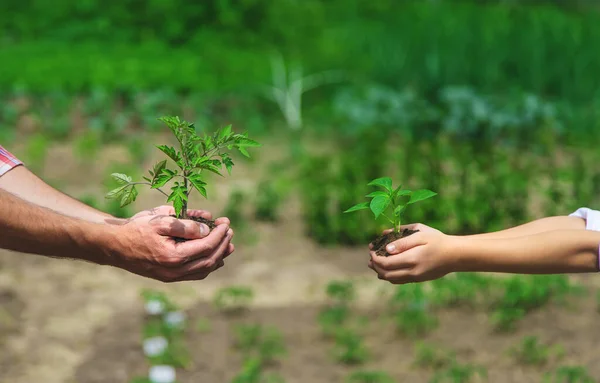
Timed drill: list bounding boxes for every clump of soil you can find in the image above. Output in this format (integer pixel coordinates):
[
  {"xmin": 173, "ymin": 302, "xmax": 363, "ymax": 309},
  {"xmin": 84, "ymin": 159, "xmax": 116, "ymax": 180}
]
[
  {"xmin": 370, "ymin": 228, "xmax": 419, "ymax": 257},
  {"xmin": 170, "ymin": 215, "xmax": 217, "ymax": 243}
]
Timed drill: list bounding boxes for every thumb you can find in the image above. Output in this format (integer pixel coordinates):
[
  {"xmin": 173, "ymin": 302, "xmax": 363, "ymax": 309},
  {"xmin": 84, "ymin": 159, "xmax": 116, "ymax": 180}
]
[
  {"xmin": 153, "ymin": 216, "xmax": 211, "ymax": 239},
  {"xmin": 385, "ymin": 232, "xmax": 426, "ymax": 255}
]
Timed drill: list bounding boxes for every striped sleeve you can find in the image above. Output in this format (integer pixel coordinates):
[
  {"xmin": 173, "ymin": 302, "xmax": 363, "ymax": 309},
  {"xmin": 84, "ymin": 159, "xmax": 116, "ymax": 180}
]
[{"xmin": 0, "ymin": 145, "xmax": 23, "ymax": 176}]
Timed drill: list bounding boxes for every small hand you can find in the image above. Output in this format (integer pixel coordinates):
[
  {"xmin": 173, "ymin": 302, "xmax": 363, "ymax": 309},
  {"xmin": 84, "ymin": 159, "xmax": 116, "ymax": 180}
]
[
  {"xmin": 106, "ymin": 209, "xmax": 234, "ymax": 282},
  {"xmin": 368, "ymin": 223, "xmax": 455, "ymax": 284}
]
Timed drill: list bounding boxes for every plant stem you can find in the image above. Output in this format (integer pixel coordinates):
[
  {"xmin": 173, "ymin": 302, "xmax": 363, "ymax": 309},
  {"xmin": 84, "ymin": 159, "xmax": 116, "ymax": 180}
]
[{"xmin": 129, "ymin": 182, "xmax": 169, "ymax": 198}]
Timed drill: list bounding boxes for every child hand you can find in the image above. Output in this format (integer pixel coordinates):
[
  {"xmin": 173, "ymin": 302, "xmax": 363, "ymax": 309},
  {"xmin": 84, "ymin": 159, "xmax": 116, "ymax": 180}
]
[{"xmin": 368, "ymin": 223, "xmax": 458, "ymax": 284}]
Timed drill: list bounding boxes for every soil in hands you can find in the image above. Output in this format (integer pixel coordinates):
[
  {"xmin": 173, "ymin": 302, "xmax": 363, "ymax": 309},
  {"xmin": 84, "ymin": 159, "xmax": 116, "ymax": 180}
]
[
  {"xmin": 170, "ymin": 215, "xmax": 217, "ymax": 243},
  {"xmin": 370, "ymin": 228, "xmax": 419, "ymax": 257}
]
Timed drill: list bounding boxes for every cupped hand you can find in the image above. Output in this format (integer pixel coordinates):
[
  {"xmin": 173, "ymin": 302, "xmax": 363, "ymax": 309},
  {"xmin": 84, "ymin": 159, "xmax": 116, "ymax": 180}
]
[
  {"xmin": 368, "ymin": 223, "xmax": 456, "ymax": 284},
  {"xmin": 106, "ymin": 208, "xmax": 235, "ymax": 282}
]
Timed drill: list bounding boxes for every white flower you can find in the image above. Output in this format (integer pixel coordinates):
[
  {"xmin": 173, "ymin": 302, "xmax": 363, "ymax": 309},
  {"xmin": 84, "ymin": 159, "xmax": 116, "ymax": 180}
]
[
  {"xmin": 143, "ymin": 336, "xmax": 168, "ymax": 357},
  {"xmin": 145, "ymin": 300, "xmax": 165, "ymax": 315},
  {"xmin": 149, "ymin": 365, "xmax": 176, "ymax": 383},
  {"xmin": 164, "ymin": 311, "xmax": 185, "ymax": 327}
]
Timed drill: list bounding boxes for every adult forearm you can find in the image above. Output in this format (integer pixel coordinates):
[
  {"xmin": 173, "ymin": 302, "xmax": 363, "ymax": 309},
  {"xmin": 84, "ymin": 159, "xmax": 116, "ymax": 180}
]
[
  {"xmin": 453, "ymin": 230, "xmax": 599, "ymax": 274},
  {"xmin": 0, "ymin": 166, "xmax": 113, "ymax": 223},
  {"xmin": 464, "ymin": 216, "xmax": 585, "ymax": 240},
  {"xmin": 0, "ymin": 188, "xmax": 113, "ymax": 264}
]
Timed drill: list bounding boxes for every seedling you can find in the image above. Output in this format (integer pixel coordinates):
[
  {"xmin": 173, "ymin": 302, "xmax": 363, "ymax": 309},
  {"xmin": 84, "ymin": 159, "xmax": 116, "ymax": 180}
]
[
  {"xmin": 332, "ymin": 328, "xmax": 369, "ymax": 365},
  {"xmin": 543, "ymin": 366, "xmax": 595, "ymax": 383},
  {"xmin": 508, "ymin": 336, "xmax": 564, "ymax": 366},
  {"xmin": 344, "ymin": 177, "xmax": 436, "ymax": 256},
  {"xmin": 413, "ymin": 342, "xmax": 454, "ymax": 370},
  {"xmin": 213, "ymin": 286, "xmax": 254, "ymax": 314},
  {"xmin": 231, "ymin": 357, "xmax": 285, "ymax": 383},
  {"xmin": 106, "ymin": 116, "xmax": 260, "ymax": 227},
  {"xmin": 430, "ymin": 361, "xmax": 487, "ymax": 383},
  {"xmin": 234, "ymin": 324, "xmax": 287, "ymax": 365},
  {"xmin": 345, "ymin": 370, "xmax": 395, "ymax": 383}
]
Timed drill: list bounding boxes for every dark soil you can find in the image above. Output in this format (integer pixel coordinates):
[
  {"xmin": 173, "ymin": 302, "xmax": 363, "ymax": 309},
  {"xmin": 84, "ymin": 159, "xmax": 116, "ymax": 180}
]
[
  {"xmin": 170, "ymin": 215, "xmax": 217, "ymax": 243},
  {"xmin": 370, "ymin": 229, "xmax": 419, "ymax": 257}
]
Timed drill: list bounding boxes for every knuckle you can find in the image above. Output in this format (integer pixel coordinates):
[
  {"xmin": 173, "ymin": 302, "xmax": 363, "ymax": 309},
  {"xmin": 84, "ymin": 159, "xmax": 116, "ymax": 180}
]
[{"xmin": 203, "ymin": 258, "xmax": 217, "ymax": 270}]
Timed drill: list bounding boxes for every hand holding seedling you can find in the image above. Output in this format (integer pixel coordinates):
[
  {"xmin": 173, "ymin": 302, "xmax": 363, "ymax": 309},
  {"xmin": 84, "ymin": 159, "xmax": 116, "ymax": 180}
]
[
  {"xmin": 344, "ymin": 177, "xmax": 437, "ymax": 257},
  {"xmin": 101, "ymin": 116, "xmax": 260, "ymax": 282},
  {"xmin": 368, "ymin": 223, "xmax": 456, "ymax": 284},
  {"xmin": 105, "ymin": 210, "xmax": 234, "ymax": 282}
]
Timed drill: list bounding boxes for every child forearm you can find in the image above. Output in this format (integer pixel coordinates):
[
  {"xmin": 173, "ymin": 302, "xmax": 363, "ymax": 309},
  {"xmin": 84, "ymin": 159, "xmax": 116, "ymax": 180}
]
[
  {"xmin": 464, "ymin": 216, "xmax": 585, "ymax": 240},
  {"xmin": 452, "ymin": 229, "xmax": 599, "ymax": 274}
]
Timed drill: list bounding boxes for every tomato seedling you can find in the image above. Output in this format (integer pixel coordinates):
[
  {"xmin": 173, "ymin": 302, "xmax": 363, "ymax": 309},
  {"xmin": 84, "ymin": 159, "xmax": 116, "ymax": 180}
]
[
  {"xmin": 106, "ymin": 116, "xmax": 260, "ymax": 227},
  {"xmin": 344, "ymin": 177, "xmax": 436, "ymax": 256}
]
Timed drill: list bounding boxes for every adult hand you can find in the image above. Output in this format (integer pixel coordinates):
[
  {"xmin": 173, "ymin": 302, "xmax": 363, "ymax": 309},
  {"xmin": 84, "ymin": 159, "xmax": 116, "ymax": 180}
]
[
  {"xmin": 368, "ymin": 223, "xmax": 457, "ymax": 284},
  {"xmin": 127, "ymin": 205, "xmax": 231, "ymax": 227},
  {"xmin": 104, "ymin": 208, "xmax": 234, "ymax": 282}
]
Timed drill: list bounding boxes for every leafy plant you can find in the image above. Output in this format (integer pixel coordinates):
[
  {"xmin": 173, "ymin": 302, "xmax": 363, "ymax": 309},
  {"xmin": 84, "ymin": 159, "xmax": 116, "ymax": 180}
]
[
  {"xmin": 389, "ymin": 284, "xmax": 438, "ymax": 338},
  {"xmin": 413, "ymin": 342, "xmax": 454, "ymax": 370},
  {"xmin": 234, "ymin": 324, "xmax": 287, "ymax": 365},
  {"xmin": 345, "ymin": 370, "xmax": 395, "ymax": 383},
  {"xmin": 509, "ymin": 336, "xmax": 564, "ymax": 366},
  {"xmin": 491, "ymin": 275, "xmax": 579, "ymax": 332},
  {"xmin": 318, "ymin": 280, "xmax": 356, "ymax": 336},
  {"xmin": 231, "ymin": 357, "xmax": 285, "ymax": 383},
  {"xmin": 318, "ymin": 305, "xmax": 351, "ymax": 336},
  {"xmin": 332, "ymin": 328, "xmax": 369, "ymax": 365},
  {"xmin": 429, "ymin": 361, "xmax": 487, "ymax": 383},
  {"xmin": 105, "ymin": 116, "xmax": 260, "ymax": 219},
  {"xmin": 344, "ymin": 177, "xmax": 436, "ymax": 233},
  {"xmin": 254, "ymin": 180, "xmax": 282, "ymax": 222},
  {"xmin": 213, "ymin": 286, "xmax": 254, "ymax": 314},
  {"xmin": 326, "ymin": 280, "xmax": 356, "ymax": 303},
  {"xmin": 543, "ymin": 366, "xmax": 595, "ymax": 383}
]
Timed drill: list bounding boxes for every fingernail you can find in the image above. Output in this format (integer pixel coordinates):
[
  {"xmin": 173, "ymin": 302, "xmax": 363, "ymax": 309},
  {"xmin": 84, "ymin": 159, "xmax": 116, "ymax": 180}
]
[
  {"xmin": 199, "ymin": 223, "xmax": 209, "ymax": 236},
  {"xmin": 227, "ymin": 228, "xmax": 233, "ymax": 236},
  {"xmin": 387, "ymin": 244, "xmax": 396, "ymax": 253}
]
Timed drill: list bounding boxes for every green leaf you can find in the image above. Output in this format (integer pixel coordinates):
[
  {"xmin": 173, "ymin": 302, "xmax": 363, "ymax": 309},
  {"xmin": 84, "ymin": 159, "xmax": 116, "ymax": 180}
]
[
  {"xmin": 408, "ymin": 190, "xmax": 437, "ymax": 204},
  {"xmin": 396, "ymin": 190, "xmax": 412, "ymax": 197},
  {"xmin": 221, "ymin": 154, "xmax": 234, "ymax": 175},
  {"xmin": 156, "ymin": 145, "xmax": 180, "ymax": 163},
  {"xmin": 368, "ymin": 177, "xmax": 393, "ymax": 192},
  {"xmin": 344, "ymin": 201, "xmax": 370, "ymax": 213},
  {"xmin": 152, "ymin": 168, "xmax": 175, "ymax": 188},
  {"xmin": 151, "ymin": 160, "xmax": 167, "ymax": 182},
  {"xmin": 393, "ymin": 204, "xmax": 406, "ymax": 216},
  {"xmin": 119, "ymin": 185, "xmax": 138, "ymax": 207},
  {"xmin": 238, "ymin": 146, "xmax": 250, "ymax": 158},
  {"xmin": 204, "ymin": 162, "xmax": 223, "ymax": 176},
  {"xmin": 366, "ymin": 191, "xmax": 389, "ymax": 198},
  {"xmin": 105, "ymin": 185, "xmax": 128, "ymax": 200},
  {"xmin": 370, "ymin": 195, "xmax": 391, "ymax": 219},
  {"xmin": 167, "ymin": 183, "xmax": 188, "ymax": 218},
  {"xmin": 188, "ymin": 173, "xmax": 208, "ymax": 198},
  {"xmin": 218, "ymin": 125, "xmax": 232, "ymax": 143},
  {"xmin": 234, "ymin": 136, "xmax": 261, "ymax": 148},
  {"xmin": 111, "ymin": 173, "xmax": 132, "ymax": 185}
]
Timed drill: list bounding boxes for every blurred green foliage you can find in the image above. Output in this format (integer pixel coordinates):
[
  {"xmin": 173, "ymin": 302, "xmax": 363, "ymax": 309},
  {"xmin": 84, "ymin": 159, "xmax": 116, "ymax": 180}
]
[{"xmin": 2, "ymin": 0, "xmax": 600, "ymax": 104}]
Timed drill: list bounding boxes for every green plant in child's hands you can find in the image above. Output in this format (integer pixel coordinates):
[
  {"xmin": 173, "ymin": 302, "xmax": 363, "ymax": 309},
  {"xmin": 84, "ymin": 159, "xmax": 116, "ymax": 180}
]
[
  {"xmin": 345, "ymin": 177, "xmax": 436, "ymax": 232},
  {"xmin": 344, "ymin": 177, "xmax": 436, "ymax": 256},
  {"xmin": 106, "ymin": 116, "xmax": 260, "ymax": 220}
]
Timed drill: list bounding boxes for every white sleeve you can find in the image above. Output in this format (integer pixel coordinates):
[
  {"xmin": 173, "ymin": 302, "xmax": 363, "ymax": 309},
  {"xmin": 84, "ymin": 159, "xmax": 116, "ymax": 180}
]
[{"xmin": 569, "ymin": 207, "xmax": 600, "ymax": 231}]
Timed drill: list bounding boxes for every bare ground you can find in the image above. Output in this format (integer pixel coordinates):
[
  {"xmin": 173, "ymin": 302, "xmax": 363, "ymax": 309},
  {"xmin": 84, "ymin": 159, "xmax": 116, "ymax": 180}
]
[{"xmin": 1, "ymin": 143, "xmax": 600, "ymax": 383}]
